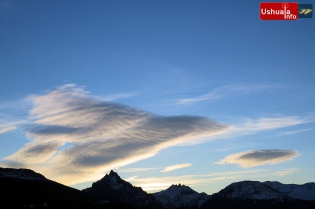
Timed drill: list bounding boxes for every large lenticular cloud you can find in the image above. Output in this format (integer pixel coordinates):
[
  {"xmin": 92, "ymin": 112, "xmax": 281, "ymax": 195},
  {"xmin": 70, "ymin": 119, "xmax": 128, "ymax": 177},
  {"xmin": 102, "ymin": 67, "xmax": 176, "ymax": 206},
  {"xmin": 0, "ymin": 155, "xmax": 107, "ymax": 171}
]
[
  {"xmin": 215, "ymin": 149, "xmax": 299, "ymax": 168},
  {"xmin": 2, "ymin": 84, "xmax": 230, "ymax": 185}
]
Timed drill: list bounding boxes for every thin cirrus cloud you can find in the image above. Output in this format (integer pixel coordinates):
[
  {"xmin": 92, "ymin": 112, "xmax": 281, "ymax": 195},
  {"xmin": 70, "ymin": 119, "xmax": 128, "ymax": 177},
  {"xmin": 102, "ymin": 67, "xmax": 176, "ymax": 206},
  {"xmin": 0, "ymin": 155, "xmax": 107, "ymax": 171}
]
[
  {"xmin": 176, "ymin": 84, "xmax": 279, "ymax": 105},
  {"xmin": 160, "ymin": 163, "xmax": 192, "ymax": 173},
  {"xmin": 0, "ymin": 125, "xmax": 16, "ymax": 134},
  {"xmin": 215, "ymin": 149, "xmax": 299, "ymax": 168},
  {"xmin": 0, "ymin": 119, "xmax": 28, "ymax": 135},
  {"xmin": 272, "ymin": 128, "xmax": 312, "ymax": 137},
  {"xmin": 0, "ymin": 84, "xmax": 229, "ymax": 185},
  {"xmin": 276, "ymin": 168, "xmax": 299, "ymax": 176},
  {"xmin": 177, "ymin": 116, "xmax": 315, "ymax": 146}
]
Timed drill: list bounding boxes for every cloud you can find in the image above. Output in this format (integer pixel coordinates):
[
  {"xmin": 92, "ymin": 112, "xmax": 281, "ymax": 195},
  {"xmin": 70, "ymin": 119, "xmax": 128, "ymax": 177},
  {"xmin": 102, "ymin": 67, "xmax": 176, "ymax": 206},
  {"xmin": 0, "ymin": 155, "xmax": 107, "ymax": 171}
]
[
  {"xmin": 1, "ymin": 84, "xmax": 229, "ymax": 185},
  {"xmin": 276, "ymin": 168, "xmax": 299, "ymax": 176},
  {"xmin": 272, "ymin": 128, "xmax": 312, "ymax": 137},
  {"xmin": 125, "ymin": 175, "xmax": 139, "ymax": 181},
  {"xmin": 160, "ymin": 163, "xmax": 192, "ymax": 173},
  {"xmin": 1, "ymin": 84, "xmax": 313, "ymax": 186},
  {"xmin": 215, "ymin": 150, "xmax": 299, "ymax": 168},
  {"xmin": 5, "ymin": 141, "xmax": 64, "ymax": 164},
  {"xmin": 0, "ymin": 119, "xmax": 28, "ymax": 135},
  {"xmin": 176, "ymin": 84, "xmax": 279, "ymax": 105},
  {"xmin": 178, "ymin": 116, "xmax": 314, "ymax": 146},
  {"xmin": 0, "ymin": 125, "xmax": 16, "ymax": 134}
]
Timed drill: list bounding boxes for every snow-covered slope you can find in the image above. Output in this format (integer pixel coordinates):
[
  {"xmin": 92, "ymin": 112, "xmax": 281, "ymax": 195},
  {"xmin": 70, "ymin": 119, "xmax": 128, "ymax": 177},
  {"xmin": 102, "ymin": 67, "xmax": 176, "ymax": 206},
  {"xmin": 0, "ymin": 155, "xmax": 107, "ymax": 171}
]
[
  {"xmin": 153, "ymin": 184, "xmax": 211, "ymax": 209},
  {"xmin": 0, "ymin": 167, "xmax": 46, "ymax": 180},
  {"xmin": 264, "ymin": 181, "xmax": 315, "ymax": 200},
  {"xmin": 199, "ymin": 180, "xmax": 315, "ymax": 209},
  {"xmin": 216, "ymin": 181, "xmax": 288, "ymax": 201}
]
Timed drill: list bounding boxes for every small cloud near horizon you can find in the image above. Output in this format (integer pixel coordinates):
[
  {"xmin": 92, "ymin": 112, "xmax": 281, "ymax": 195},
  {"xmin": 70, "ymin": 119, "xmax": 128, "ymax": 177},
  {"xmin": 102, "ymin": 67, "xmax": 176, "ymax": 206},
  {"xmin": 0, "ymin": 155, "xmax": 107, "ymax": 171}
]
[
  {"xmin": 276, "ymin": 168, "xmax": 299, "ymax": 176},
  {"xmin": 160, "ymin": 163, "xmax": 192, "ymax": 173},
  {"xmin": 215, "ymin": 149, "xmax": 299, "ymax": 168}
]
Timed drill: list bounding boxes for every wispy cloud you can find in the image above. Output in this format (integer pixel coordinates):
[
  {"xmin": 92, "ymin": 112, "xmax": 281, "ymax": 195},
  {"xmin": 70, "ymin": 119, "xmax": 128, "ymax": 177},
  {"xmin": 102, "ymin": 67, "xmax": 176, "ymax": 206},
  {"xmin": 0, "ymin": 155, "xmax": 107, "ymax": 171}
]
[
  {"xmin": 0, "ymin": 120, "xmax": 28, "ymax": 135},
  {"xmin": 176, "ymin": 84, "xmax": 279, "ymax": 105},
  {"xmin": 160, "ymin": 163, "xmax": 192, "ymax": 173},
  {"xmin": 272, "ymin": 128, "xmax": 312, "ymax": 137},
  {"xmin": 0, "ymin": 125, "xmax": 17, "ymax": 134},
  {"xmin": 178, "ymin": 116, "xmax": 315, "ymax": 146},
  {"xmin": 0, "ymin": 84, "xmax": 229, "ymax": 185},
  {"xmin": 276, "ymin": 168, "xmax": 299, "ymax": 176},
  {"xmin": 125, "ymin": 175, "xmax": 139, "ymax": 181},
  {"xmin": 215, "ymin": 149, "xmax": 299, "ymax": 168}
]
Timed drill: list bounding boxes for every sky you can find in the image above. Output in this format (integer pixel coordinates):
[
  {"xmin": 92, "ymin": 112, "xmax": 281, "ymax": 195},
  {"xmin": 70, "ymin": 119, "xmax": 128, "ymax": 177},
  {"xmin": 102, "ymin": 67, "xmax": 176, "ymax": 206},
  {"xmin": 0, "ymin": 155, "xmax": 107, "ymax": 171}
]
[{"xmin": 0, "ymin": 0, "xmax": 314, "ymax": 195}]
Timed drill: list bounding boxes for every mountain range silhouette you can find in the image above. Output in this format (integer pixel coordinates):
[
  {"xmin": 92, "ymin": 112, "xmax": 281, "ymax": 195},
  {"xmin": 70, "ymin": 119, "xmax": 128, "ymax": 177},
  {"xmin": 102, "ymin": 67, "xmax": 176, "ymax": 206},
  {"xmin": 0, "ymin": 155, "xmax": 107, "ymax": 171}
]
[{"xmin": 1, "ymin": 167, "xmax": 314, "ymax": 209}]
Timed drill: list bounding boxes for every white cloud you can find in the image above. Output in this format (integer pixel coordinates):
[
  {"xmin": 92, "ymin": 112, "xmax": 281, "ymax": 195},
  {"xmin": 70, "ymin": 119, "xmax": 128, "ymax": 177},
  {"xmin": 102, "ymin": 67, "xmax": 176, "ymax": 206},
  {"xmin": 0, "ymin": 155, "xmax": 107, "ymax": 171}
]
[
  {"xmin": 276, "ymin": 168, "xmax": 299, "ymax": 176},
  {"xmin": 178, "ymin": 116, "xmax": 314, "ymax": 146},
  {"xmin": 5, "ymin": 141, "xmax": 64, "ymax": 164},
  {"xmin": 125, "ymin": 175, "xmax": 139, "ymax": 181},
  {"xmin": 160, "ymin": 163, "xmax": 192, "ymax": 173},
  {"xmin": 0, "ymin": 125, "xmax": 16, "ymax": 134},
  {"xmin": 0, "ymin": 120, "xmax": 28, "ymax": 135},
  {"xmin": 1, "ymin": 84, "xmax": 229, "ymax": 185},
  {"xmin": 1, "ymin": 84, "xmax": 313, "ymax": 186},
  {"xmin": 176, "ymin": 84, "xmax": 279, "ymax": 105},
  {"xmin": 272, "ymin": 128, "xmax": 312, "ymax": 137},
  {"xmin": 215, "ymin": 150, "xmax": 299, "ymax": 168}
]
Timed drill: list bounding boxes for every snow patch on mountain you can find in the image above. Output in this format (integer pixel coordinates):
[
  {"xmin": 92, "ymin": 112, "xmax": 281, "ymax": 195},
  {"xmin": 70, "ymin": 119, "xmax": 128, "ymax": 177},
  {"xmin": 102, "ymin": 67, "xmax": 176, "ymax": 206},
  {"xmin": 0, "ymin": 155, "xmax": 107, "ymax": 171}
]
[
  {"xmin": 0, "ymin": 168, "xmax": 46, "ymax": 180},
  {"xmin": 218, "ymin": 181, "xmax": 287, "ymax": 201},
  {"xmin": 153, "ymin": 184, "xmax": 210, "ymax": 209},
  {"xmin": 264, "ymin": 181, "xmax": 315, "ymax": 201}
]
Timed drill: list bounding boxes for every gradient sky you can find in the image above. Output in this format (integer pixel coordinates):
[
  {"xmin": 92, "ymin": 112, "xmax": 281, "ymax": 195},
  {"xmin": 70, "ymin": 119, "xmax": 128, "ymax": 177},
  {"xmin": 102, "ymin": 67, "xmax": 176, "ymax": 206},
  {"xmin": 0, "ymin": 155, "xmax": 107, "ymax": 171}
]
[{"xmin": 0, "ymin": 0, "xmax": 314, "ymax": 195}]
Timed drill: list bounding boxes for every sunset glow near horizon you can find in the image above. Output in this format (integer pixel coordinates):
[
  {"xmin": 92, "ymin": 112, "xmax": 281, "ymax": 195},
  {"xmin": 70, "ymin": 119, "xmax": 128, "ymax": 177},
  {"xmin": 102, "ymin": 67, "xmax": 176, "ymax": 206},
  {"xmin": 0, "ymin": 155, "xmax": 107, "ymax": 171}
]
[{"xmin": 0, "ymin": 0, "xmax": 314, "ymax": 195}]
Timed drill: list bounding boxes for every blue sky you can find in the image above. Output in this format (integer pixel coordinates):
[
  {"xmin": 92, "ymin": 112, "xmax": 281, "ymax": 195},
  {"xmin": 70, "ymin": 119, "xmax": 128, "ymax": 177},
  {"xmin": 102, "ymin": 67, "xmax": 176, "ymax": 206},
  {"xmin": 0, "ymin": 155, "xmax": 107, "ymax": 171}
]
[{"xmin": 0, "ymin": 0, "xmax": 314, "ymax": 194}]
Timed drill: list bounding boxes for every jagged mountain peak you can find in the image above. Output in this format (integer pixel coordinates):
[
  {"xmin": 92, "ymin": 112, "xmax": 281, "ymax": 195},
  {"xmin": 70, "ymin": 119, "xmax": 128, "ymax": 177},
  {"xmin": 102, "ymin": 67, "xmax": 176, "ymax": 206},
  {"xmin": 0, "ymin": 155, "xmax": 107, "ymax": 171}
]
[
  {"xmin": 102, "ymin": 170, "xmax": 121, "ymax": 180},
  {"xmin": 169, "ymin": 183, "xmax": 192, "ymax": 190},
  {"xmin": 83, "ymin": 170, "xmax": 163, "ymax": 209},
  {"xmin": 108, "ymin": 169, "xmax": 119, "ymax": 176}
]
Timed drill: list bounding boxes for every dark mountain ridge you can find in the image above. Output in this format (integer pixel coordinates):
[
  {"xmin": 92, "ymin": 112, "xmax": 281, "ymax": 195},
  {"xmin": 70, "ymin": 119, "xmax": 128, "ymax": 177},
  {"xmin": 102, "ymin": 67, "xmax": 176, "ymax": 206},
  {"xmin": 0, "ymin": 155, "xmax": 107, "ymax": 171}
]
[
  {"xmin": 199, "ymin": 180, "xmax": 315, "ymax": 209},
  {"xmin": 0, "ymin": 167, "xmax": 94, "ymax": 208},
  {"xmin": 82, "ymin": 170, "xmax": 163, "ymax": 209},
  {"xmin": 1, "ymin": 167, "xmax": 314, "ymax": 209},
  {"xmin": 153, "ymin": 184, "xmax": 211, "ymax": 209}
]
